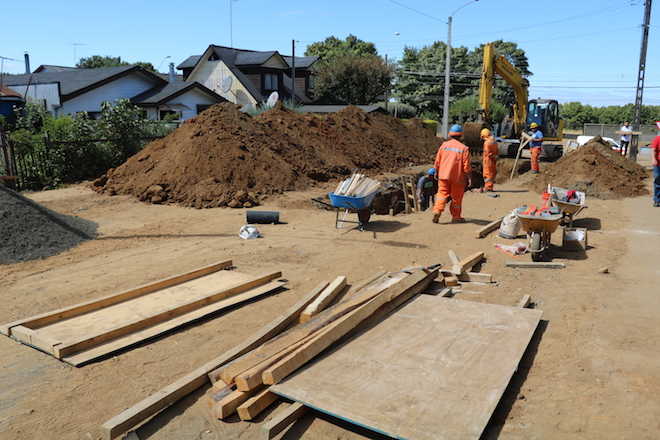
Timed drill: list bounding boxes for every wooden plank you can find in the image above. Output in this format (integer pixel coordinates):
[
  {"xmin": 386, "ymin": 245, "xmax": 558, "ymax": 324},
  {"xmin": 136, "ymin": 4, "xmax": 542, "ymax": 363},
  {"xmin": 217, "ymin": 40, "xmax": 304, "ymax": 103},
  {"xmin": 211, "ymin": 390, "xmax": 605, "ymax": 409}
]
[
  {"xmin": 208, "ymin": 387, "xmax": 261, "ymax": 419},
  {"xmin": 517, "ymin": 295, "xmax": 531, "ymax": 308},
  {"xmin": 217, "ymin": 272, "xmax": 409, "ymax": 385},
  {"xmin": 55, "ymin": 271, "xmax": 282, "ymax": 359},
  {"xmin": 441, "ymin": 271, "xmax": 459, "ymax": 287},
  {"xmin": 295, "ymin": 282, "xmax": 329, "ymax": 323},
  {"xmin": 476, "ymin": 218, "xmax": 503, "ymax": 238},
  {"xmin": 400, "ymin": 177, "xmax": 411, "ymax": 214},
  {"xmin": 234, "ymin": 332, "xmax": 317, "ymax": 392},
  {"xmin": 63, "ymin": 281, "xmax": 286, "ymax": 366},
  {"xmin": 271, "ymin": 296, "xmax": 542, "ymax": 440},
  {"xmin": 237, "ymin": 389, "xmax": 279, "ymax": 421},
  {"xmin": 262, "ymin": 269, "xmax": 437, "ymax": 386},
  {"xmin": 452, "ymin": 251, "xmax": 484, "ymax": 275},
  {"xmin": 448, "ymin": 250, "xmax": 460, "ymax": 266},
  {"xmin": 345, "ymin": 271, "xmax": 387, "ymax": 297},
  {"xmin": 262, "ymin": 402, "xmax": 307, "ymax": 440},
  {"xmin": 101, "ymin": 279, "xmax": 324, "ymax": 440},
  {"xmin": 299, "ymin": 276, "xmax": 347, "ymax": 323},
  {"xmin": 506, "ymin": 261, "xmax": 565, "ymax": 269},
  {"xmin": 457, "ymin": 272, "xmax": 493, "ymax": 283},
  {"xmin": 1, "ymin": 260, "xmax": 233, "ymax": 336}
]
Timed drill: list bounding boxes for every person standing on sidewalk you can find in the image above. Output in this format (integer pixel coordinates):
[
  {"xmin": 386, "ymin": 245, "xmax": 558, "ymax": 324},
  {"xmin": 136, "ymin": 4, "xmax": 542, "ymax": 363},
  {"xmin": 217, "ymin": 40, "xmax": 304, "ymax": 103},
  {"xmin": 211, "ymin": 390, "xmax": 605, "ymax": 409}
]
[
  {"xmin": 620, "ymin": 121, "xmax": 633, "ymax": 157},
  {"xmin": 529, "ymin": 122, "xmax": 543, "ymax": 174},
  {"xmin": 651, "ymin": 123, "xmax": 660, "ymax": 207}
]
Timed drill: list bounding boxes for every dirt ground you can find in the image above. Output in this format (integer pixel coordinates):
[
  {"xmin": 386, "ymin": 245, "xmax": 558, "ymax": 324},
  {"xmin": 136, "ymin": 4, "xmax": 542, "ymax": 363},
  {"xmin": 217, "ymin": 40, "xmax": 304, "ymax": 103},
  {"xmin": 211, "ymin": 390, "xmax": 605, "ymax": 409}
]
[{"xmin": 1, "ymin": 154, "xmax": 659, "ymax": 440}]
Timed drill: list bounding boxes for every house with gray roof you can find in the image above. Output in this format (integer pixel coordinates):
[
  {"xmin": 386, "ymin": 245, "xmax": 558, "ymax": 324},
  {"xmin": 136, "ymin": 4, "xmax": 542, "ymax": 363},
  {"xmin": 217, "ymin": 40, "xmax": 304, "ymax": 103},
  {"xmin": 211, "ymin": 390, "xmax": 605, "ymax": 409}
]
[
  {"xmin": 1, "ymin": 64, "xmax": 226, "ymax": 121},
  {"xmin": 177, "ymin": 45, "xmax": 319, "ymax": 107}
]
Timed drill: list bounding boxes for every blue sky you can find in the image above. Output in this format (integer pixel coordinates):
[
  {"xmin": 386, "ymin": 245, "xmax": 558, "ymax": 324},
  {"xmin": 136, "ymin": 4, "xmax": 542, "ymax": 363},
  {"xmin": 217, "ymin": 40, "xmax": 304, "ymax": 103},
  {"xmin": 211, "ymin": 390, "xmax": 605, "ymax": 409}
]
[{"xmin": 2, "ymin": 0, "xmax": 658, "ymax": 106}]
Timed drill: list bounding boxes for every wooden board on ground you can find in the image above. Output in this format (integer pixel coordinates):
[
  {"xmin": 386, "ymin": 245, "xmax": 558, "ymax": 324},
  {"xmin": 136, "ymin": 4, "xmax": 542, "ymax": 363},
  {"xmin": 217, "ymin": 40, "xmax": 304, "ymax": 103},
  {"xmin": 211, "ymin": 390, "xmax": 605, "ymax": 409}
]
[
  {"xmin": 506, "ymin": 261, "xmax": 565, "ymax": 269},
  {"xmin": 271, "ymin": 295, "xmax": 542, "ymax": 440},
  {"xmin": 476, "ymin": 217, "xmax": 503, "ymax": 238},
  {"xmin": 2, "ymin": 261, "xmax": 283, "ymax": 365}
]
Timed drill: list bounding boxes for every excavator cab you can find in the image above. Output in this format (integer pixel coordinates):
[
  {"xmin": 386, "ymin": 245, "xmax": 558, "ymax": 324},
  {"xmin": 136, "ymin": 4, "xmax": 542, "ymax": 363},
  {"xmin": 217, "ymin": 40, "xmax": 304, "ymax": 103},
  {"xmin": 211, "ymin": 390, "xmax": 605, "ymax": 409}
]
[{"xmin": 526, "ymin": 99, "xmax": 562, "ymax": 139}]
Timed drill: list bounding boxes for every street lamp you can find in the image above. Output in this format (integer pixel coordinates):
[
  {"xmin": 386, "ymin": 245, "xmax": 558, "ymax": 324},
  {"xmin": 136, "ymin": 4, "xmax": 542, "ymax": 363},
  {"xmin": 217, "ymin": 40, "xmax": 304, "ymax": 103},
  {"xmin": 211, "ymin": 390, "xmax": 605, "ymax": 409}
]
[{"xmin": 440, "ymin": 0, "xmax": 480, "ymax": 137}]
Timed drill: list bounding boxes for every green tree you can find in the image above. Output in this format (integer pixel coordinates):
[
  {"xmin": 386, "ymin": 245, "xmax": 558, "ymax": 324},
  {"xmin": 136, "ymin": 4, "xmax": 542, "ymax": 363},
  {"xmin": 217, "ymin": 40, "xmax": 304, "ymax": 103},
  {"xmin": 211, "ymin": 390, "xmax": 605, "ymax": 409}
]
[
  {"xmin": 394, "ymin": 40, "xmax": 532, "ymax": 120},
  {"xmin": 312, "ymin": 54, "xmax": 392, "ymax": 105},
  {"xmin": 305, "ymin": 35, "xmax": 377, "ymax": 61},
  {"xmin": 76, "ymin": 55, "xmax": 155, "ymax": 72}
]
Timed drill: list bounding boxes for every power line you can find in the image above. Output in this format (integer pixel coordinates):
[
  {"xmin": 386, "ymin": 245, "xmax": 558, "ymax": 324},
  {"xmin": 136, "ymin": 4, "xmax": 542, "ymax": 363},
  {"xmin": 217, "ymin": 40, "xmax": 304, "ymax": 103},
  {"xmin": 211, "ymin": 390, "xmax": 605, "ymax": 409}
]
[{"xmin": 384, "ymin": 0, "xmax": 444, "ymax": 22}]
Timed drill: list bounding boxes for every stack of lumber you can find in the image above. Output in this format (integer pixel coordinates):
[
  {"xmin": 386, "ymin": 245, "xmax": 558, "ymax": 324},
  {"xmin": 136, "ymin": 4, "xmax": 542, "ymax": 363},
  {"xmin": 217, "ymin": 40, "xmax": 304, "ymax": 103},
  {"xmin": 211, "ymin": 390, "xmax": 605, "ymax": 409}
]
[
  {"xmin": 443, "ymin": 249, "xmax": 493, "ymax": 286},
  {"xmin": 333, "ymin": 173, "xmax": 381, "ymax": 197},
  {"xmin": 204, "ymin": 268, "xmax": 438, "ymax": 423}
]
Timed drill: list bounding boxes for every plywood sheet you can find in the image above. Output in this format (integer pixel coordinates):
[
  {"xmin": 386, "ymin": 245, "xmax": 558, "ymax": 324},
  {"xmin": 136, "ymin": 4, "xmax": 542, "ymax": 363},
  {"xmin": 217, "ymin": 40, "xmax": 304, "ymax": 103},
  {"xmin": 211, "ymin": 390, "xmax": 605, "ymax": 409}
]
[{"xmin": 272, "ymin": 296, "xmax": 542, "ymax": 440}]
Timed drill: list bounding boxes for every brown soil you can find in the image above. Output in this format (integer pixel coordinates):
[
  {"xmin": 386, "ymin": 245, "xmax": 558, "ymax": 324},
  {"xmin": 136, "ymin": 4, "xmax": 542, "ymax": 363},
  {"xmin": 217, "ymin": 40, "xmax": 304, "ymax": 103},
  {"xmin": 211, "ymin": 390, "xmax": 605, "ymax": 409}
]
[
  {"xmin": 527, "ymin": 137, "xmax": 649, "ymax": 199},
  {"xmin": 94, "ymin": 103, "xmax": 437, "ymax": 208}
]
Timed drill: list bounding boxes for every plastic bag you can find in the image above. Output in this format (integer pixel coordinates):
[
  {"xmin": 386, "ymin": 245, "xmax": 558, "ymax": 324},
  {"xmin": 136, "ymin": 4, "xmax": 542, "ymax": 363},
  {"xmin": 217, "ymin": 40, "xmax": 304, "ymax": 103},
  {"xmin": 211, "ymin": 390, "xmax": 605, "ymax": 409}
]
[
  {"xmin": 499, "ymin": 209, "xmax": 521, "ymax": 239},
  {"xmin": 495, "ymin": 242, "xmax": 528, "ymax": 256},
  {"xmin": 239, "ymin": 225, "xmax": 262, "ymax": 240}
]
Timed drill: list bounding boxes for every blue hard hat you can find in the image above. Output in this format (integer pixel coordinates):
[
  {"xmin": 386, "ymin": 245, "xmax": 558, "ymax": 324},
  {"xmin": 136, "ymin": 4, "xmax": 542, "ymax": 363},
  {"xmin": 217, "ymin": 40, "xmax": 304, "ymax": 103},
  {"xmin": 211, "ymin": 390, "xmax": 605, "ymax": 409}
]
[
  {"xmin": 427, "ymin": 168, "xmax": 436, "ymax": 175},
  {"xmin": 449, "ymin": 124, "xmax": 464, "ymax": 135}
]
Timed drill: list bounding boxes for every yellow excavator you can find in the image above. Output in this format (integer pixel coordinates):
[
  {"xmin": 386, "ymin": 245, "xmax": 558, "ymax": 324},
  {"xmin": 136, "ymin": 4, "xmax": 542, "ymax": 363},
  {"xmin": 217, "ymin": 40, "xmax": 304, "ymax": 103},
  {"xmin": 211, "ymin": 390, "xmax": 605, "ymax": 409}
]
[{"xmin": 467, "ymin": 42, "xmax": 564, "ymax": 158}]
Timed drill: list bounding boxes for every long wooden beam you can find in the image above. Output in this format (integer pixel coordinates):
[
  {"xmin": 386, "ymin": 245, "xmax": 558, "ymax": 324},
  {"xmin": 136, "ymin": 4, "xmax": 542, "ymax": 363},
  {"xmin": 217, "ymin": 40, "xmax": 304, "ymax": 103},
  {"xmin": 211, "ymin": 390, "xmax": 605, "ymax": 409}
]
[
  {"xmin": 476, "ymin": 218, "xmax": 503, "ymax": 238},
  {"xmin": 101, "ymin": 277, "xmax": 324, "ymax": 440},
  {"xmin": 1, "ymin": 260, "xmax": 233, "ymax": 336},
  {"xmin": 452, "ymin": 252, "xmax": 484, "ymax": 275},
  {"xmin": 299, "ymin": 276, "xmax": 347, "ymax": 323},
  {"xmin": 506, "ymin": 261, "xmax": 565, "ymax": 269},
  {"xmin": 262, "ymin": 402, "xmax": 307, "ymax": 440}
]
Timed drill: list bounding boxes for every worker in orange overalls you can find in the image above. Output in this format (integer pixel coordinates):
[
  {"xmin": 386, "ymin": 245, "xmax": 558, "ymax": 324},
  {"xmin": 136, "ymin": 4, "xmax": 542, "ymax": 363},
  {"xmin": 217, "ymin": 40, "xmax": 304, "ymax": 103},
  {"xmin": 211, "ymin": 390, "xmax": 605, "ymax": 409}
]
[
  {"xmin": 432, "ymin": 124, "xmax": 472, "ymax": 224},
  {"xmin": 480, "ymin": 128, "xmax": 498, "ymax": 192},
  {"xmin": 529, "ymin": 122, "xmax": 543, "ymax": 174}
]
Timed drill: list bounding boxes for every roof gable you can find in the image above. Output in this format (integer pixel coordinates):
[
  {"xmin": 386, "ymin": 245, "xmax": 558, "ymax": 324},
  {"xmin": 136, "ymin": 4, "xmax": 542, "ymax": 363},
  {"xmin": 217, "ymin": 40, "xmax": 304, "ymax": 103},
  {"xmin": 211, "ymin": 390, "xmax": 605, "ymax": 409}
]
[
  {"xmin": 131, "ymin": 81, "xmax": 227, "ymax": 106},
  {"xmin": 1, "ymin": 66, "xmax": 167, "ymax": 100}
]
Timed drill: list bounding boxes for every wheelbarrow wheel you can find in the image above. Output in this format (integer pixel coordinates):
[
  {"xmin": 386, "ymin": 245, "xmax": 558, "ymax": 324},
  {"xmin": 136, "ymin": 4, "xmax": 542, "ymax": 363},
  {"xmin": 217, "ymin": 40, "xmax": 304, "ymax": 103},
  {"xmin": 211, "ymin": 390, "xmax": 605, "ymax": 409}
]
[
  {"xmin": 530, "ymin": 233, "xmax": 542, "ymax": 262},
  {"xmin": 357, "ymin": 208, "xmax": 371, "ymax": 225}
]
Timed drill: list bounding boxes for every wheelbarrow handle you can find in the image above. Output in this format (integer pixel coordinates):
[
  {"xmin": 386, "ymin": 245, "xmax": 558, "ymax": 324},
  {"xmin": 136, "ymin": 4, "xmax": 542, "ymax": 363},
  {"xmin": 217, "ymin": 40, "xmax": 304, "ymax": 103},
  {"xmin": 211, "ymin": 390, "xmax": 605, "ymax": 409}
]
[{"xmin": 311, "ymin": 197, "xmax": 334, "ymax": 208}]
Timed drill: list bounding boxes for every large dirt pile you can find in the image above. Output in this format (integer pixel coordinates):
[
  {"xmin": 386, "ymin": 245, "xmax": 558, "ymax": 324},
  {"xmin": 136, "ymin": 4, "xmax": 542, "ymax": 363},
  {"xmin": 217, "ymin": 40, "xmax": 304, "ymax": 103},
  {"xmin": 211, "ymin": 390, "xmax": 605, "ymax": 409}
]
[
  {"xmin": 527, "ymin": 137, "xmax": 648, "ymax": 199},
  {"xmin": 0, "ymin": 186, "xmax": 91, "ymax": 264},
  {"xmin": 94, "ymin": 103, "xmax": 437, "ymax": 208}
]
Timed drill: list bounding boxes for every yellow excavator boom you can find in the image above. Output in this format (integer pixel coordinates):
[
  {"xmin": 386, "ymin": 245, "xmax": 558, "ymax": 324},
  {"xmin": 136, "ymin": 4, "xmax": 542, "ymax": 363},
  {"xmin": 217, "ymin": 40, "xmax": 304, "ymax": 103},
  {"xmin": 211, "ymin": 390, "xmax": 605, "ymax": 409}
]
[{"xmin": 479, "ymin": 43, "xmax": 528, "ymax": 135}]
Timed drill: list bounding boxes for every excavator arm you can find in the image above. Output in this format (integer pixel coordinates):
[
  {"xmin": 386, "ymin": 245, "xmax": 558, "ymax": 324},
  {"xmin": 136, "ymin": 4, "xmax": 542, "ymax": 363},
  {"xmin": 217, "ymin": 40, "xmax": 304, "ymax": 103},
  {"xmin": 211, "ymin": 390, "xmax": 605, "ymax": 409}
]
[{"xmin": 479, "ymin": 43, "xmax": 528, "ymax": 135}]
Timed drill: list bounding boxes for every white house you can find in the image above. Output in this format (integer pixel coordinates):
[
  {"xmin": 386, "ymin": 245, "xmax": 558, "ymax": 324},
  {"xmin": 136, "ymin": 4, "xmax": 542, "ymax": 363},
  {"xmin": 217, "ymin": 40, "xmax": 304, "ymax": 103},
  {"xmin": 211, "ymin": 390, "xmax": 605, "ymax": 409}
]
[
  {"xmin": 177, "ymin": 45, "xmax": 319, "ymax": 107},
  {"xmin": 1, "ymin": 64, "xmax": 226, "ymax": 121}
]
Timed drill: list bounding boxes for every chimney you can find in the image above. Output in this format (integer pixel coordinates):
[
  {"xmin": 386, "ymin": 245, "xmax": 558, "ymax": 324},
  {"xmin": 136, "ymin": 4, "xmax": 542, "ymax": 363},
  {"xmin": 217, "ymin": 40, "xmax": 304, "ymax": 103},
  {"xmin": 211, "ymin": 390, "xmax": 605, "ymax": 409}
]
[
  {"xmin": 168, "ymin": 62, "xmax": 176, "ymax": 82},
  {"xmin": 24, "ymin": 52, "xmax": 30, "ymax": 74}
]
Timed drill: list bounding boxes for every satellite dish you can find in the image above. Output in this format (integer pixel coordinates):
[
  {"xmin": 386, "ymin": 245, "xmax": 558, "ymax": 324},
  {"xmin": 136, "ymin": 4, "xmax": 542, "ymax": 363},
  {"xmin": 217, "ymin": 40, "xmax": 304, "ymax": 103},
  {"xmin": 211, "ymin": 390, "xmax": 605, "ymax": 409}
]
[
  {"xmin": 234, "ymin": 90, "xmax": 251, "ymax": 107},
  {"xmin": 220, "ymin": 76, "xmax": 233, "ymax": 93},
  {"xmin": 266, "ymin": 91, "xmax": 279, "ymax": 108},
  {"xmin": 241, "ymin": 103, "xmax": 255, "ymax": 113}
]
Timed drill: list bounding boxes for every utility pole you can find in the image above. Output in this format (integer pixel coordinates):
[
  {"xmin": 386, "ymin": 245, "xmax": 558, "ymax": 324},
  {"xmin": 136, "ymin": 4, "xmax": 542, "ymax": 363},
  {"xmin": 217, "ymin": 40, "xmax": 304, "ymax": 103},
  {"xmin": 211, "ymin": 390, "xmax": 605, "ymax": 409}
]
[
  {"xmin": 385, "ymin": 54, "xmax": 389, "ymax": 112},
  {"xmin": 229, "ymin": 0, "xmax": 234, "ymax": 47},
  {"xmin": 440, "ymin": 16, "xmax": 452, "ymax": 138},
  {"xmin": 291, "ymin": 39, "xmax": 296, "ymax": 105},
  {"xmin": 630, "ymin": 0, "xmax": 652, "ymax": 161}
]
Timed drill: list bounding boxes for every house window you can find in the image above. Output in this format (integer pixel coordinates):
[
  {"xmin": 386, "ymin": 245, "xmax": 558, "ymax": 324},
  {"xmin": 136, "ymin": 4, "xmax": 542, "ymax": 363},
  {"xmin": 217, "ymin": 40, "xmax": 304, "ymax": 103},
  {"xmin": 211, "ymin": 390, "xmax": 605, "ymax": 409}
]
[
  {"xmin": 263, "ymin": 73, "xmax": 278, "ymax": 91},
  {"xmin": 197, "ymin": 104, "xmax": 212, "ymax": 115},
  {"xmin": 159, "ymin": 110, "xmax": 181, "ymax": 121},
  {"xmin": 308, "ymin": 75, "xmax": 315, "ymax": 90}
]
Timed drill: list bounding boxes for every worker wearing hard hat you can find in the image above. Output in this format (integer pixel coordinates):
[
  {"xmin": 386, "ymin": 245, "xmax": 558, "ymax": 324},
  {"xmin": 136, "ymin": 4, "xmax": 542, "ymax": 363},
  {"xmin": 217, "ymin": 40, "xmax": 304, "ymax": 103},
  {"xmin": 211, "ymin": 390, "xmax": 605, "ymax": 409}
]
[
  {"xmin": 480, "ymin": 128, "xmax": 498, "ymax": 192},
  {"xmin": 529, "ymin": 122, "xmax": 543, "ymax": 174},
  {"xmin": 417, "ymin": 168, "xmax": 437, "ymax": 211},
  {"xmin": 432, "ymin": 124, "xmax": 472, "ymax": 223}
]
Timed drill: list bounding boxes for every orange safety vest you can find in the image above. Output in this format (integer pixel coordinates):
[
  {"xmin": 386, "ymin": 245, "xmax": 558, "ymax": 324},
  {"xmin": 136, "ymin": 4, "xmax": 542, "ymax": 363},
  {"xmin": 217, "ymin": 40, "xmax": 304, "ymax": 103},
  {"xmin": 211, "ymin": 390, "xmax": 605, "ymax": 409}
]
[
  {"xmin": 434, "ymin": 138, "xmax": 471, "ymax": 182},
  {"xmin": 483, "ymin": 136, "xmax": 498, "ymax": 161}
]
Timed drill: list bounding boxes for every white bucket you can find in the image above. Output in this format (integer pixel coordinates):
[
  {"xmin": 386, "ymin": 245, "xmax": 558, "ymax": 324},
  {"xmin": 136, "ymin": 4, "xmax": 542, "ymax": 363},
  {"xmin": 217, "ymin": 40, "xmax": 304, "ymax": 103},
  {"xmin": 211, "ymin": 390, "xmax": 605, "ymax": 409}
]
[{"xmin": 499, "ymin": 210, "xmax": 521, "ymax": 239}]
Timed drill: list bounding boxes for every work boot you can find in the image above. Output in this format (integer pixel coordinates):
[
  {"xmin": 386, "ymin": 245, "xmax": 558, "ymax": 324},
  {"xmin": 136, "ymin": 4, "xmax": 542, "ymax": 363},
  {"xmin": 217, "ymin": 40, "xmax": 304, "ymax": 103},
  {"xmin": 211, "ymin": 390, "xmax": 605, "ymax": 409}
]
[
  {"xmin": 451, "ymin": 218, "xmax": 466, "ymax": 223},
  {"xmin": 531, "ymin": 170, "xmax": 539, "ymax": 174},
  {"xmin": 654, "ymin": 202, "xmax": 660, "ymax": 207},
  {"xmin": 432, "ymin": 212, "xmax": 441, "ymax": 223}
]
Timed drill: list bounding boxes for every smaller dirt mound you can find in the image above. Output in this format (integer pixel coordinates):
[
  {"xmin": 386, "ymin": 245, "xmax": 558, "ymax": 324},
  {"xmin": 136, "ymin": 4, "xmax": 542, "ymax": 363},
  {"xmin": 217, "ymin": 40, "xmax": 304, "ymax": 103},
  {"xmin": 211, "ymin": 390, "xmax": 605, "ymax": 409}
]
[
  {"xmin": 527, "ymin": 137, "xmax": 648, "ymax": 199},
  {"xmin": 0, "ymin": 186, "xmax": 91, "ymax": 264}
]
